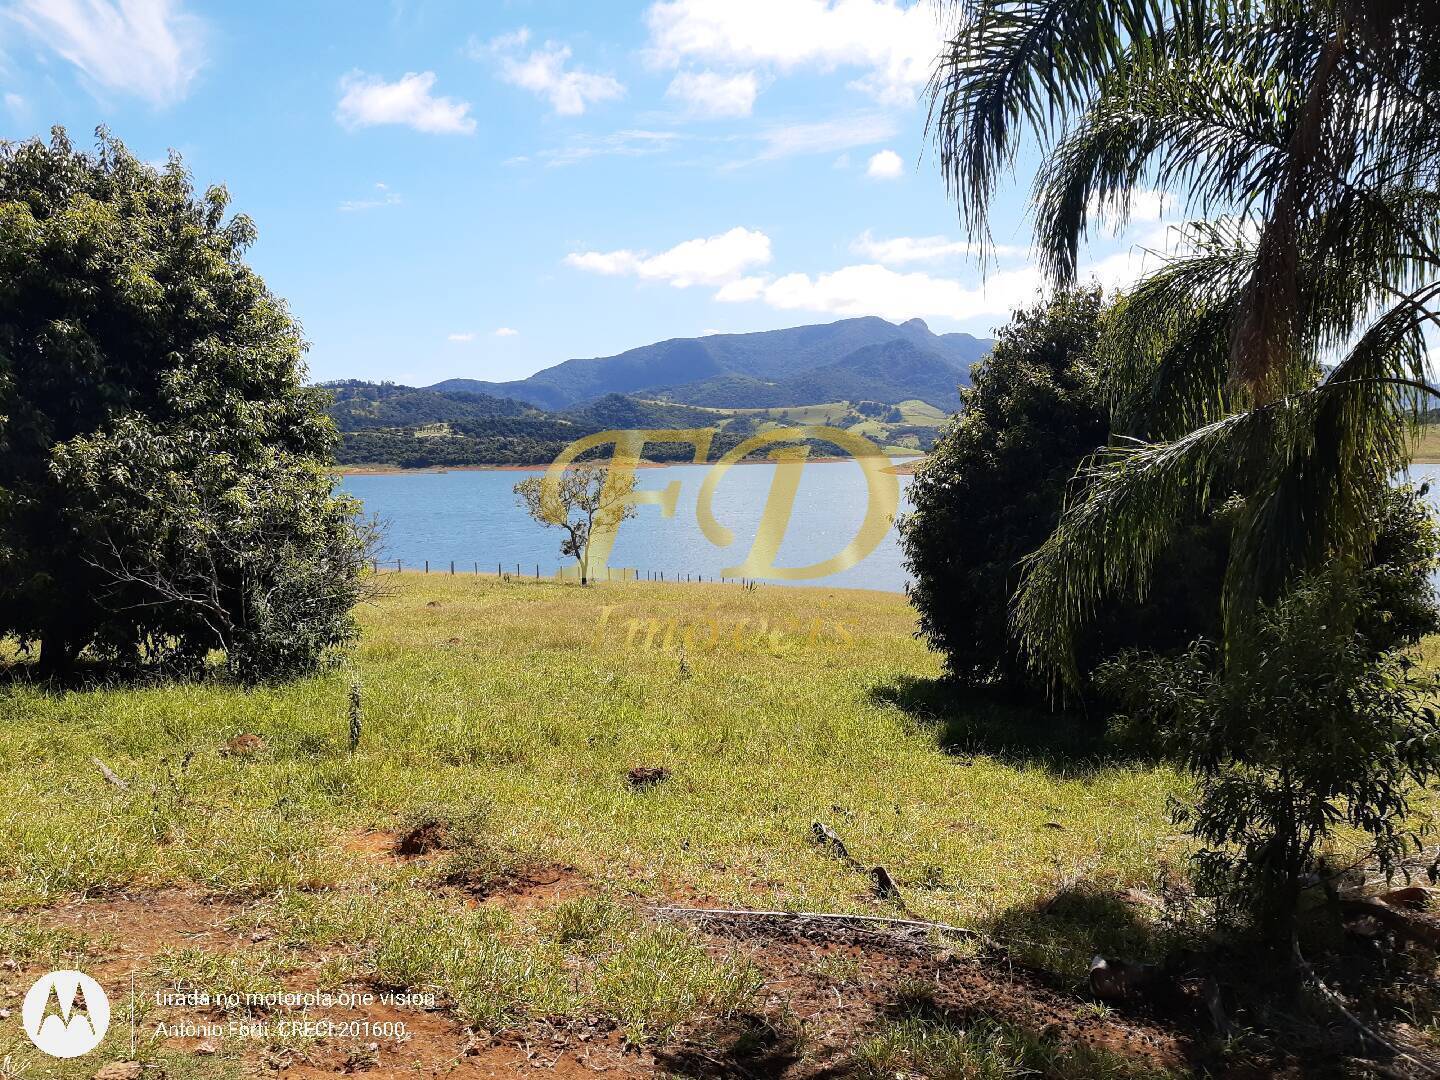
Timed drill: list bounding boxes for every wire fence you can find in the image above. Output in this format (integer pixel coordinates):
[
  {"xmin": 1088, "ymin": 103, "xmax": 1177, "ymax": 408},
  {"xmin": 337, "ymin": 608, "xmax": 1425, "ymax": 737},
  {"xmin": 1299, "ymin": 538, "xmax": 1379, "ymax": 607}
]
[{"xmin": 371, "ymin": 559, "xmax": 762, "ymax": 588}]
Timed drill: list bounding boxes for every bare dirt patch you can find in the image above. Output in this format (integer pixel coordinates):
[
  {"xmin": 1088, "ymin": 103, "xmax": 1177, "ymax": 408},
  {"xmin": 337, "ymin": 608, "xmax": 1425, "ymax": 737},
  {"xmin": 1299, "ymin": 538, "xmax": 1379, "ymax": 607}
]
[
  {"xmin": 657, "ymin": 910, "xmax": 1196, "ymax": 1077},
  {"xmin": 465, "ymin": 866, "xmax": 591, "ymax": 913},
  {"xmin": 43, "ymin": 888, "xmax": 248, "ymax": 968},
  {"xmin": 343, "ymin": 829, "xmax": 404, "ymax": 860},
  {"xmin": 0, "ymin": 891, "xmax": 484, "ymax": 1077},
  {"xmin": 0, "ymin": 887, "xmax": 1227, "ymax": 1078},
  {"xmin": 395, "ymin": 819, "xmax": 451, "ymax": 857}
]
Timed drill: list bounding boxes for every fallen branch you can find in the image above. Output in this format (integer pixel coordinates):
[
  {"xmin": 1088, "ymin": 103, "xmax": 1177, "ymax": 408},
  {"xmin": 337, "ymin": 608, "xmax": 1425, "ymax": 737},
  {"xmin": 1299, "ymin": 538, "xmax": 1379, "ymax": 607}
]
[
  {"xmin": 91, "ymin": 757, "xmax": 129, "ymax": 790},
  {"xmin": 654, "ymin": 905, "xmax": 978, "ymax": 939},
  {"xmin": 1341, "ymin": 898, "xmax": 1440, "ymax": 950},
  {"xmin": 1293, "ymin": 942, "xmax": 1439, "ymax": 1080}
]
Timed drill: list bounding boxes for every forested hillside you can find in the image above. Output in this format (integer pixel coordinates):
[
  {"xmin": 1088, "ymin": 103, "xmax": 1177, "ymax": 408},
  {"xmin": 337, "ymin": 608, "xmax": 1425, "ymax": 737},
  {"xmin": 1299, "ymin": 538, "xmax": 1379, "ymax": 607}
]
[
  {"xmin": 326, "ymin": 384, "xmax": 950, "ymax": 468},
  {"xmin": 422, "ymin": 317, "xmax": 988, "ymax": 411}
]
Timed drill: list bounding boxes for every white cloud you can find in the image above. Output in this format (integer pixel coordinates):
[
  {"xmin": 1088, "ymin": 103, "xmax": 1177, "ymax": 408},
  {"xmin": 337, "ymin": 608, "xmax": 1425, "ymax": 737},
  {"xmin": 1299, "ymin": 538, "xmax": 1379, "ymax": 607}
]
[
  {"xmin": 487, "ymin": 27, "xmax": 532, "ymax": 52},
  {"xmin": 1086, "ymin": 188, "xmax": 1178, "ymax": 231},
  {"xmin": 723, "ymin": 263, "xmax": 1045, "ymax": 322},
  {"xmin": 447, "ymin": 332, "xmax": 477, "ymax": 343},
  {"xmin": 714, "ymin": 276, "xmax": 768, "ymax": 302},
  {"xmin": 494, "ymin": 327, "xmax": 519, "ymax": 337},
  {"xmin": 645, "ymin": 0, "xmax": 943, "ymax": 105},
  {"xmin": 666, "ymin": 70, "xmax": 758, "ymax": 117},
  {"xmin": 487, "ymin": 29, "xmax": 624, "ymax": 116},
  {"xmin": 8, "ymin": 0, "xmax": 203, "ymax": 106},
  {"xmin": 3, "ymin": 91, "xmax": 23, "ymax": 115},
  {"xmin": 745, "ymin": 113, "xmax": 897, "ymax": 164},
  {"xmin": 338, "ymin": 182, "xmax": 403, "ymax": 212},
  {"xmin": 851, "ymin": 230, "xmax": 1025, "ymax": 265},
  {"xmin": 566, "ymin": 227, "xmax": 772, "ymax": 288},
  {"xmin": 1130, "ymin": 189, "xmax": 1177, "ymax": 222},
  {"xmin": 718, "ymin": 223, "xmax": 1181, "ymax": 323},
  {"xmin": 337, "ymin": 71, "xmax": 476, "ymax": 134},
  {"xmin": 866, "ymin": 148, "xmax": 902, "ymax": 179},
  {"xmin": 537, "ymin": 129, "xmax": 680, "ymax": 167},
  {"xmin": 1081, "ymin": 224, "xmax": 1182, "ymax": 290}
]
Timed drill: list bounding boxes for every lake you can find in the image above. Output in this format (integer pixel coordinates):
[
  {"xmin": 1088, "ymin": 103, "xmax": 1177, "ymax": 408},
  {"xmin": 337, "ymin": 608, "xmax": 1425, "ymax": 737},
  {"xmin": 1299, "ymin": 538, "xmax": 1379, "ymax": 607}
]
[
  {"xmin": 342, "ymin": 462, "xmax": 1440, "ymax": 597},
  {"xmin": 341, "ymin": 460, "xmax": 917, "ymax": 593}
]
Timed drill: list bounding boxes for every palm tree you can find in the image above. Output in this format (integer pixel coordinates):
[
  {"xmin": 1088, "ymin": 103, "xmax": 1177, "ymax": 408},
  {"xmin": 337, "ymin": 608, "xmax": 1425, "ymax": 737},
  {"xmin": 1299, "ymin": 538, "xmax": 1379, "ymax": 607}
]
[{"xmin": 929, "ymin": 1, "xmax": 1440, "ymax": 683}]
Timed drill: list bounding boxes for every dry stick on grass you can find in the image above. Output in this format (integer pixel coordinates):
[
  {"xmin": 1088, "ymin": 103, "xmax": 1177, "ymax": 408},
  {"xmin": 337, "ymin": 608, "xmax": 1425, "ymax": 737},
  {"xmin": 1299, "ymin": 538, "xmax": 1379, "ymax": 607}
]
[
  {"xmin": 654, "ymin": 905, "xmax": 978, "ymax": 940},
  {"xmin": 1292, "ymin": 941, "xmax": 1440, "ymax": 1080},
  {"xmin": 91, "ymin": 757, "xmax": 129, "ymax": 790}
]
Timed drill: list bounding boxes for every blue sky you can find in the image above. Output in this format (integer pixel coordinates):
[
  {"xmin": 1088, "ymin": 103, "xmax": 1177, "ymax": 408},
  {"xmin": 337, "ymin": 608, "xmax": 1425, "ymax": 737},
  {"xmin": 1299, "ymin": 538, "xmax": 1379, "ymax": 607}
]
[{"xmin": 0, "ymin": 0, "xmax": 1174, "ymax": 386}]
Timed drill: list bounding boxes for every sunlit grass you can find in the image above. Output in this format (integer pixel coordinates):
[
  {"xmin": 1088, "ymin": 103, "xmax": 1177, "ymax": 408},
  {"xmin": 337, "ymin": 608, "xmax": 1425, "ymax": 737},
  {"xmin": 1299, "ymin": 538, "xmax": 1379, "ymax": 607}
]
[
  {"xmin": 0, "ymin": 574, "xmax": 1192, "ymax": 928},
  {"xmin": 0, "ymin": 573, "xmax": 1207, "ymax": 1072}
]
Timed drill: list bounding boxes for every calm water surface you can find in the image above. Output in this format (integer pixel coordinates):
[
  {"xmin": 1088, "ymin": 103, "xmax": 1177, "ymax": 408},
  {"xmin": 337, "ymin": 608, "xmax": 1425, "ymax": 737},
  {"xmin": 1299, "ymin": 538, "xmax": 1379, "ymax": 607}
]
[
  {"xmin": 343, "ymin": 462, "xmax": 1440, "ymax": 596},
  {"xmin": 341, "ymin": 461, "xmax": 916, "ymax": 593}
]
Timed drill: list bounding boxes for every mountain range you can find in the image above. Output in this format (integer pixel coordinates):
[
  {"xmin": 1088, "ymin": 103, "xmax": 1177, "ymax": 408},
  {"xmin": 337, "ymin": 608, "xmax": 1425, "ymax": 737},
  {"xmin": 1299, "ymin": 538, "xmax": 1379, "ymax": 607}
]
[
  {"xmin": 327, "ymin": 318, "xmax": 993, "ymax": 468},
  {"xmin": 426, "ymin": 317, "xmax": 991, "ymax": 411}
]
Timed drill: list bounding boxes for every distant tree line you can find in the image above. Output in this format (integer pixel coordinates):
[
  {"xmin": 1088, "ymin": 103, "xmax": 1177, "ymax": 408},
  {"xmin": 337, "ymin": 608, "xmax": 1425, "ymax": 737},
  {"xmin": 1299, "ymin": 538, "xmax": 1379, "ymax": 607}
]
[{"xmin": 330, "ymin": 387, "xmax": 930, "ymax": 467}]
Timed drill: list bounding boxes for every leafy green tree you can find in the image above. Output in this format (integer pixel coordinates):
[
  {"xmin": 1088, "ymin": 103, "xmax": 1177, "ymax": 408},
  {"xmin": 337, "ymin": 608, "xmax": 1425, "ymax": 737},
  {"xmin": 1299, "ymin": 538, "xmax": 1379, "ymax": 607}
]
[
  {"xmin": 514, "ymin": 464, "xmax": 637, "ymax": 585},
  {"xmin": 903, "ymin": 287, "xmax": 1439, "ymax": 696},
  {"xmin": 930, "ymin": 1, "xmax": 1440, "ymax": 946},
  {"xmin": 0, "ymin": 128, "xmax": 369, "ymax": 679},
  {"xmin": 902, "ymin": 288, "xmax": 1124, "ymax": 688},
  {"xmin": 1098, "ymin": 569, "xmax": 1440, "ymax": 943},
  {"xmin": 930, "ymin": 0, "xmax": 1440, "ymax": 681}
]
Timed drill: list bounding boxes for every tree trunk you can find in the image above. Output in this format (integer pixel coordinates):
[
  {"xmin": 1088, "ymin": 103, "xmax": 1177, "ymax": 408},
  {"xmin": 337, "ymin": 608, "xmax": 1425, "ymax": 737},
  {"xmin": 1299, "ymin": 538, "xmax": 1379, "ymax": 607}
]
[{"xmin": 35, "ymin": 636, "xmax": 77, "ymax": 680}]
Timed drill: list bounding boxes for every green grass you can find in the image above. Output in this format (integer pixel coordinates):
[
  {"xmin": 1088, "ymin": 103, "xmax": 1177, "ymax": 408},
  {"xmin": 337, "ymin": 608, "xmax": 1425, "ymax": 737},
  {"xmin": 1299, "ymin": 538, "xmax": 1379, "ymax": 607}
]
[
  {"xmin": 852, "ymin": 1014, "xmax": 1172, "ymax": 1080},
  {"xmin": 1412, "ymin": 423, "xmax": 1440, "ymax": 463},
  {"xmin": 0, "ymin": 574, "xmax": 1197, "ymax": 1074},
  {"xmin": 0, "ymin": 575, "xmax": 1189, "ymax": 924}
]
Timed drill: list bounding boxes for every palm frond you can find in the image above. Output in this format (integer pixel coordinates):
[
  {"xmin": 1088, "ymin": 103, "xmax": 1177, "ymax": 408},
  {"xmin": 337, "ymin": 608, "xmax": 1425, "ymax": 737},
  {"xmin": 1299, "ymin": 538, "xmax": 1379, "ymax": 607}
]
[
  {"xmin": 927, "ymin": 0, "xmax": 1189, "ymax": 258},
  {"xmin": 1012, "ymin": 408, "xmax": 1274, "ymax": 685}
]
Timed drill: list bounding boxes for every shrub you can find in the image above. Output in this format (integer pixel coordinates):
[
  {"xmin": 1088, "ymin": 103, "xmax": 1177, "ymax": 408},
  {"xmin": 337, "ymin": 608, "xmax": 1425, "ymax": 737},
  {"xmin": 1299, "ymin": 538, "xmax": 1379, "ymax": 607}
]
[
  {"xmin": 0, "ymin": 128, "xmax": 368, "ymax": 680},
  {"xmin": 1097, "ymin": 568, "xmax": 1440, "ymax": 942},
  {"xmin": 901, "ymin": 288, "xmax": 1228, "ymax": 697},
  {"xmin": 902, "ymin": 287, "xmax": 1440, "ymax": 700}
]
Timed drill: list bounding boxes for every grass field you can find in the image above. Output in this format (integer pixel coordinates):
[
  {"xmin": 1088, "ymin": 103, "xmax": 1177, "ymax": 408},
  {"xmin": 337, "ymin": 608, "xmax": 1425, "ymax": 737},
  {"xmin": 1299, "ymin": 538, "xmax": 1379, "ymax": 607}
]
[
  {"xmin": 1413, "ymin": 424, "xmax": 1440, "ymax": 463},
  {"xmin": 0, "ymin": 575, "xmax": 1424, "ymax": 1076}
]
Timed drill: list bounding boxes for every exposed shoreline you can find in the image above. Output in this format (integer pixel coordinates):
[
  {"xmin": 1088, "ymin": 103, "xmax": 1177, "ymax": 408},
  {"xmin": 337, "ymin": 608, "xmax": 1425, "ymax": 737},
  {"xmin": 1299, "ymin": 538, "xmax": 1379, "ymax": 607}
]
[{"xmin": 336, "ymin": 455, "xmax": 926, "ymax": 478}]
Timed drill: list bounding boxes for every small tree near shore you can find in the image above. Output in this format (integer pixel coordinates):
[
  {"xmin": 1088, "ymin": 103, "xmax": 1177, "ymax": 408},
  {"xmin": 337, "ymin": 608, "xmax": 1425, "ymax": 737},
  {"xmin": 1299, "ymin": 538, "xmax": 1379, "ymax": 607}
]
[{"xmin": 514, "ymin": 464, "xmax": 636, "ymax": 584}]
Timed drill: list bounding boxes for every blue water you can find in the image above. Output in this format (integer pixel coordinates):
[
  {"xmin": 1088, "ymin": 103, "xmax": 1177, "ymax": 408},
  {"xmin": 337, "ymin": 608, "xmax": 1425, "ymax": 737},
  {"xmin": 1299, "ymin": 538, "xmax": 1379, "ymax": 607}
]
[
  {"xmin": 342, "ymin": 462, "xmax": 1440, "ymax": 597},
  {"xmin": 341, "ymin": 461, "xmax": 916, "ymax": 593}
]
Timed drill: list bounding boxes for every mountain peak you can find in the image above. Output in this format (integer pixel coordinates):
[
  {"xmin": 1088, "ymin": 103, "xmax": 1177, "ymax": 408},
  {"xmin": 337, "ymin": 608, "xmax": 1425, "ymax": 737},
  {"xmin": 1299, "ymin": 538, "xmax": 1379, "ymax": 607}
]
[{"xmin": 421, "ymin": 317, "xmax": 990, "ymax": 411}]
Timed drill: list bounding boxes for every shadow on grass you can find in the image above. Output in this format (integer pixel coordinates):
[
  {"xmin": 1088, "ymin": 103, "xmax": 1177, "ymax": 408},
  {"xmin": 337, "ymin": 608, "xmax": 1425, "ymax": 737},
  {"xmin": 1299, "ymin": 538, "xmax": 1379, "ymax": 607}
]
[
  {"xmin": 652, "ymin": 1012, "xmax": 841, "ymax": 1080},
  {"xmin": 865, "ymin": 890, "xmax": 1219, "ymax": 1079},
  {"xmin": 0, "ymin": 658, "xmax": 202, "ymax": 694},
  {"xmin": 864, "ymin": 988, "xmax": 1190, "ymax": 1080},
  {"xmin": 985, "ymin": 884, "xmax": 1186, "ymax": 990},
  {"xmin": 868, "ymin": 674, "xmax": 1159, "ymax": 776}
]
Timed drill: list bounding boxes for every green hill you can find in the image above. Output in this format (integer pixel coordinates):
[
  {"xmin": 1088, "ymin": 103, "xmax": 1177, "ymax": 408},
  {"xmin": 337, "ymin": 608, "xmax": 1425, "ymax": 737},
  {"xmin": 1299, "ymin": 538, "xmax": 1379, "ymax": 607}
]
[{"xmin": 424, "ymin": 317, "xmax": 989, "ymax": 411}]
